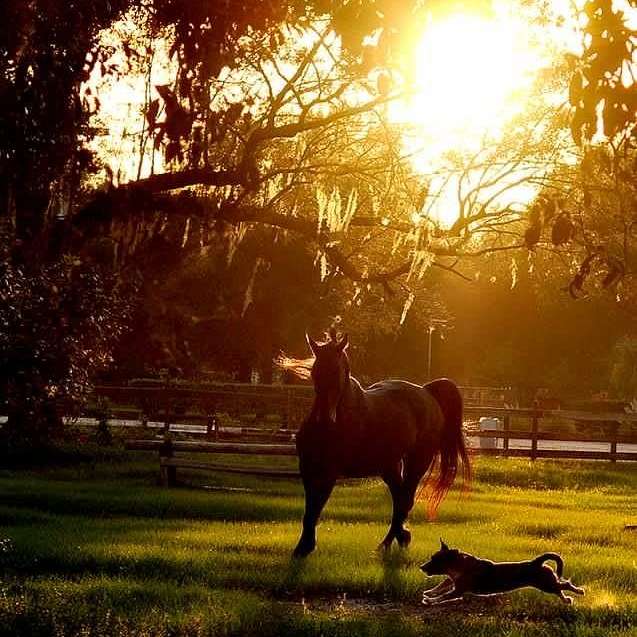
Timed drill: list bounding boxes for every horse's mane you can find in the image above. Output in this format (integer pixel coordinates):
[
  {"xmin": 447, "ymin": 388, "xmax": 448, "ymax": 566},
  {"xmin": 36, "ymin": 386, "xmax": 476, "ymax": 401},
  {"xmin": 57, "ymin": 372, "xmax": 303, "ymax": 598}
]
[
  {"xmin": 275, "ymin": 329, "xmax": 343, "ymax": 380},
  {"xmin": 275, "ymin": 353, "xmax": 315, "ymax": 380}
]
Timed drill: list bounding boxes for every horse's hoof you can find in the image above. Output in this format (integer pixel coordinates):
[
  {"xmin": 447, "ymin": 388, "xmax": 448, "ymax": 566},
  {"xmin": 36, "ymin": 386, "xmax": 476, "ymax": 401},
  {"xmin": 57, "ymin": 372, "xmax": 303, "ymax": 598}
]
[
  {"xmin": 293, "ymin": 542, "xmax": 315, "ymax": 558},
  {"xmin": 397, "ymin": 529, "xmax": 412, "ymax": 548}
]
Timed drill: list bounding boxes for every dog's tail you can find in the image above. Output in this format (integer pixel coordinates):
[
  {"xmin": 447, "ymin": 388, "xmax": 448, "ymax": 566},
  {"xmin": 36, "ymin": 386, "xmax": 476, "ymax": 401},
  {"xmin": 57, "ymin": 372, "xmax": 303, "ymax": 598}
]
[{"xmin": 534, "ymin": 553, "xmax": 564, "ymax": 578}]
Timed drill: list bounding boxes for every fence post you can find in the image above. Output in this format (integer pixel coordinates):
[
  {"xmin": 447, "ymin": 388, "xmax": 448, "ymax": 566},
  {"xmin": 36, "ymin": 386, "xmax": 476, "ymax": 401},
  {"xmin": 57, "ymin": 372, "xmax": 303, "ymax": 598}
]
[
  {"xmin": 162, "ymin": 375, "xmax": 173, "ymax": 434},
  {"xmin": 159, "ymin": 436, "xmax": 176, "ymax": 486},
  {"xmin": 285, "ymin": 388, "xmax": 291, "ymax": 430},
  {"xmin": 207, "ymin": 413, "xmax": 218, "ymax": 441},
  {"xmin": 503, "ymin": 415, "xmax": 510, "ymax": 458},
  {"xmin": 531, "ymin": 404, "xmax": 539, "ymax": 461},
  {"xmin": 610, "ymin": 422, "xmax": 618, "ymax": 463}
]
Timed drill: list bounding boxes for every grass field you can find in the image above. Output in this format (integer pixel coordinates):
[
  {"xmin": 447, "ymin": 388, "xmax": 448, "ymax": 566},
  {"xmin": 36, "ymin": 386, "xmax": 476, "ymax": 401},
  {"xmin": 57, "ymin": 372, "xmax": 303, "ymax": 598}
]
[{"xmin": 0, "ymin": 447, "xmax": 635, "ymax": 636}]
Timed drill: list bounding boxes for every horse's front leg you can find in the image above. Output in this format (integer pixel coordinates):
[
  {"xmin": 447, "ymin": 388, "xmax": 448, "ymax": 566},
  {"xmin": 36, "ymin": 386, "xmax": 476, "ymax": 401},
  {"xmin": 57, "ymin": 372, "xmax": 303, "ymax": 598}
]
[
  {"xmin": 294, "ymin": 477, "xmax": 335, "ymax": 557},
  {"xmin": 379, "ymin": 463, "xmax": 404, "ymax": 550}
]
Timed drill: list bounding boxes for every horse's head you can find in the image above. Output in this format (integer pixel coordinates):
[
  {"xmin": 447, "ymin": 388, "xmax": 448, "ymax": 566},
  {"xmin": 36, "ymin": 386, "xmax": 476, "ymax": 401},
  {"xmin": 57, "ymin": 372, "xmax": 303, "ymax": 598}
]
[{"xmin": 306, "ymin": 330, "xmax": 350, "ymax": 424}]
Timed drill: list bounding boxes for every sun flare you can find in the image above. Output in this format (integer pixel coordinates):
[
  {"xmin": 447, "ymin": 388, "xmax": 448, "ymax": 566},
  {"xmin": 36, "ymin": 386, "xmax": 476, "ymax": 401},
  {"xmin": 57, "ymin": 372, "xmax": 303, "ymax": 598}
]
[
  {"xmin": 413, "ymin": 16, "xmax": 525, "ymax": 129},
  {"xmin": 396, "ymin": 11, "xmax": 545, "ymax": 154},
  {"xmin": 390, "ymin": 9, "xmax": 552, "ymax": 226}
]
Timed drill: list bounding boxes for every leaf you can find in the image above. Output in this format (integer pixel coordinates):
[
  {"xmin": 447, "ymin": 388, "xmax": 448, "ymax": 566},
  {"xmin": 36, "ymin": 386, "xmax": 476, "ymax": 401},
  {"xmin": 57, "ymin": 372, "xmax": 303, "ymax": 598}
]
[
  {"xmin": 524, "ymin": 224, "xmax": 541, "ymax": 249},
  {"xmin": 165, "ymin": 106, "xmax": 192, "ymax": 141},
  {"xmin": 320, "ymin": 253, "xmax": 329, "ymax": 282},
  {"xmin": 153, "ymin": 124, "xmax": 165, "ymax": 150},
  {"xmin": 316, "ymin": 187, "xmax": 327, "ymax": 234},
  {"xmin": 568, "ymin": 71, "xmax": 584, "ymax": 106},
  {"xmin": 241, "ymin": 260, "xmax": 262, "ymax": 317},
  {"xmin": 570, "ymin": 108, "xmax": 586, "ymax": 146},
  {"xmin": 510, "ymin": 258, "xmax": 518, "ymax": 290},
  {"xmin": 601, "ymin": 256, "xmax": 624, "ymax": 288},
  {"xmin": 551, "ymin": 213, "xmax": 574, "ymax": 246},
  {"xmin": 377, "ymin": 72, "xmax": 391, "ymax": 96},
  {"xmin": 415, "ymin": 183, "xmax": 429, "ymax": 211},
  {"xmin": 400, "ymin": 292, "xmax": 415, "ymax": 326},
  {"xmin": 178, "ymin": 74, "xmax": 192, "ymax": 99},
  {"xmin": 528, "ymin": 198, "xmax": 543, "ymax": 227},
  {"xmin": 181, "ymin": 217, "xmax": 191, "ymax": 249},
  {"xmin": 146, "ymin": 99, "xmax": 160, "ymax": 128},
  {"xmin": 155, "ymin": 84, "xmax": 173, "ymax": 101},
  {"xmin": 341, "ymin": 189, "xmax": 358, "ymax": 232},
  {"xmin": 361, "ymin": 44, "xmax": 379, "ymax": 71},
  {"xmin": 567, "ymin": 251, "xmax": 598, "ymax": 298},
  {"xmin": 165, "ymin": 141, "xmax": 182, "ymax": 164}
]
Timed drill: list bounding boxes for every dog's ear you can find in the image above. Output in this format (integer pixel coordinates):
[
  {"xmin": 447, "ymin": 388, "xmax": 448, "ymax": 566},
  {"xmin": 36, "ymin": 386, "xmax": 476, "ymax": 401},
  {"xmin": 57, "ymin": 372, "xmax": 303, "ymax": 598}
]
[{"xmin": 440, "ymin": 538, "xmax": 449, "ymax": 551}]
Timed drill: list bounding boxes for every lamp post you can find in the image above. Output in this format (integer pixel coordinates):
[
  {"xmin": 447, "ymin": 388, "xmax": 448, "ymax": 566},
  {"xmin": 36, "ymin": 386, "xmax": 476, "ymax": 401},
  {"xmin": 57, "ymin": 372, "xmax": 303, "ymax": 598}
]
[{"xmin": 427, "ymin": 325, "xmax": 435, "ymax": 380}]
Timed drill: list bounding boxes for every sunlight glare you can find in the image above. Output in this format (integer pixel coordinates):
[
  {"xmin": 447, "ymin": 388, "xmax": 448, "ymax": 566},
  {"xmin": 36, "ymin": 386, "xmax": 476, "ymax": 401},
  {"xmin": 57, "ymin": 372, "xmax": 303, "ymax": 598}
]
[
  {"xmin": 398, "ymin": 12, "xmax": 543, "ymax": 154},
  {"xmin": 391, "ymin": 9, "xmax": 550, "ymax": 226},
  {"xmin": 415, "ymin": 16, "xmax": 518, "ymax": 130}
]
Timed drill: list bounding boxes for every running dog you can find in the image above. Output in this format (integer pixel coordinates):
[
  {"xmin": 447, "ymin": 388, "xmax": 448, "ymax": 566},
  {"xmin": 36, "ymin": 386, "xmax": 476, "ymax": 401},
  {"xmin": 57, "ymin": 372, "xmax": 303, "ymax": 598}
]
[{"xmin": 420, "ymin": 540, "xmax": 584, "ymax": 605}]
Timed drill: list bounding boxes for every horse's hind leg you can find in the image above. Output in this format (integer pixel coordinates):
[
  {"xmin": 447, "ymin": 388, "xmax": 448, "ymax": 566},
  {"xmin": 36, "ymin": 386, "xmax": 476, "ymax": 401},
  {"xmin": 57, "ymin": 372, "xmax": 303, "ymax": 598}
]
[
  {"xmin": 394, "ymin": 452, "xmax": 435, "ymax": 547},
  {"xmin": 294, "ymin": 478, "xmax": 335, "ymax": 557},
  {"xmin": 379, "ymin": 462, "xmax": 404, "ymax": 550}
]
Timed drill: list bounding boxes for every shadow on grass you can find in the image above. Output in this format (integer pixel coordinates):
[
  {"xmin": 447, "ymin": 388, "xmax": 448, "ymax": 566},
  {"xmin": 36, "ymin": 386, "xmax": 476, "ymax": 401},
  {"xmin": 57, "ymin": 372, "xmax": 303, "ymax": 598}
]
[
  {"xmin": 379, "ymin": 548, "xmax": 412, "ymax": 599},
  {"xmin": 280, "ymin": 554, "xmax": 309, "ymax": 592}
]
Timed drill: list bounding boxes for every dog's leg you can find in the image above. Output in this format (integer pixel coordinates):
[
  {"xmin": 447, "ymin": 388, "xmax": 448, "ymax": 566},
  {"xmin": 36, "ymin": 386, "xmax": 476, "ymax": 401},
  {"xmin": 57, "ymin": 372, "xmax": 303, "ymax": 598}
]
[
  {"xmin": 422, "ymin": 578, "xmax": 454, "ymax": 601},
  {"xmin": 422, "ymin": 587, "xmax": 464, "ymax": 605},
  {"xmin": 561, "ymin": 580, "xmax": 585, "ymax": 596},
  {"xmin": 557, "ymin": 591, "xmax": 574, "ymax": 604}
]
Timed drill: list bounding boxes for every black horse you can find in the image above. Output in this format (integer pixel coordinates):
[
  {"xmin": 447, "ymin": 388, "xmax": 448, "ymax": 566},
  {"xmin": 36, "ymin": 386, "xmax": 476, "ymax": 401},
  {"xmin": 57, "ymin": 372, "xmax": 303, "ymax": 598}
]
[{"xmin": 285, "ymin": 331, "xmax": 470, "ymax": 557}]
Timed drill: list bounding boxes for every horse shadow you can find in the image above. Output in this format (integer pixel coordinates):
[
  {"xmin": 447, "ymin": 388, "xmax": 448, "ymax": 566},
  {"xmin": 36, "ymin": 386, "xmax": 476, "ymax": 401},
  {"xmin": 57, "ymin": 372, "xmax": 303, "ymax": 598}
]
[{"xmin": 379, "ymin": 548, "xmax": 412, "ymax": 600}]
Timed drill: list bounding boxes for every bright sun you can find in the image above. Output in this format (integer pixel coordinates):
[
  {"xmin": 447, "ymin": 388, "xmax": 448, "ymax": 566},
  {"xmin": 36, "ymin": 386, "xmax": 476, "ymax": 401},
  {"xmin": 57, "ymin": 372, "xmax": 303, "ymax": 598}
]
[
  {"xmin": 391, "ymin": 9, "xmax": 550, "ymax": 225},
  {"xmin": 414, "ymin": 16, "xmax": 522, "ymax": 129},
  {"xmin": 397, "ymin": 11, "xmax": 544, "ymax": 153}
]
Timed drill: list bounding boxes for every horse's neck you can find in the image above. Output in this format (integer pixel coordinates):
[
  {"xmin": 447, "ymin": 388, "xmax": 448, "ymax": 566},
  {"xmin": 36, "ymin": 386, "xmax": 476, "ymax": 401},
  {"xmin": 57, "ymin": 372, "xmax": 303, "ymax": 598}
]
[{"xmin": 338, "ymin": 376, "xmax": 365, "ymax": 419}]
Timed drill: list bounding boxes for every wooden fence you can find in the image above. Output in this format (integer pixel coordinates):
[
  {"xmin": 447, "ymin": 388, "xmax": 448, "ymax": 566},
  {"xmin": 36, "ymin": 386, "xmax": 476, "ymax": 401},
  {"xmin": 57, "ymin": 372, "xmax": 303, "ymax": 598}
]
[
  {"xmin": 92, "ymin": 382, "xmax": 511, "ymax": 431},
  {"xmin": 463, "ymin": 406, "xmax": 637, "ymax": 462},
  {"xmin": 85, "ymin": 384, "xmax": 637, "ymax": 483},
  {"xmin": 121, "ymin": 403, "xmax": 637, "ymax": 485},
  {"xmin": 93, "ymin": 383, "xmax": 313, "ymax": 432}
]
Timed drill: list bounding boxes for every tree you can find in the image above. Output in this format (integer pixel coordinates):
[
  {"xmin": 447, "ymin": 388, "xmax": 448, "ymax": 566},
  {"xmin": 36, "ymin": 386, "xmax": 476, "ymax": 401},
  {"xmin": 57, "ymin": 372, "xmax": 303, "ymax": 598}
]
[
  {"xmin": 1, "ymin": 0, "xmax": 636, "ymax": 440},
  {"xmin": 568, "ymin": 0, "xmax": 637, "ymax": 146},
  {"xmin": 0, "ymin": 260, "xmax": 132, "ymax": 446}
]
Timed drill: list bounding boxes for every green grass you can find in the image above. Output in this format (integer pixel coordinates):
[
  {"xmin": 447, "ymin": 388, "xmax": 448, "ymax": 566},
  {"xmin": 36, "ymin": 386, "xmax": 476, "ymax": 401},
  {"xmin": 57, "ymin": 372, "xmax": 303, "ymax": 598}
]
[{"xmin": 0, "ymin": 451, "xmax": 635, "ymax": 636}]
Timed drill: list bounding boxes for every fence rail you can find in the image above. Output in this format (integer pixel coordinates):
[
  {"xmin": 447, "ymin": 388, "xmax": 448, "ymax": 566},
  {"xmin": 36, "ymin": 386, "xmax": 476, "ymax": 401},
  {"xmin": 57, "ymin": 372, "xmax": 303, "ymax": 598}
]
[
  {"xmin": 122, "ymin": 402, "xmax": 637, "ymax": 484},
  {"xmin": 463, "ymin": 405, "xmax": 637, "ymax": 462},
  {"xmin": 92, "ymin": 383, "xmax": 512, "ymax": 431},
  {"xmin": 94, "ymin": 384, "xmax": 637, "ymax": 475}
]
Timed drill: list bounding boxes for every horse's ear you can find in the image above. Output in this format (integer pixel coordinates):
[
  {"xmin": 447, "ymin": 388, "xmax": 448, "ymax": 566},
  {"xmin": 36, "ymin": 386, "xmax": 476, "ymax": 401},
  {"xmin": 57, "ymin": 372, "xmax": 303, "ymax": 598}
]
[
  {"xmin": 440, "ymin": 538, "xmax": 449, "ymax": 551},
  {"xmin": 306, "ymin": 333, "xmax": 320, "ymax": 356},
  {"xmin": 337, "ymin": 333, "xmax": 349, "ymax": 352}
]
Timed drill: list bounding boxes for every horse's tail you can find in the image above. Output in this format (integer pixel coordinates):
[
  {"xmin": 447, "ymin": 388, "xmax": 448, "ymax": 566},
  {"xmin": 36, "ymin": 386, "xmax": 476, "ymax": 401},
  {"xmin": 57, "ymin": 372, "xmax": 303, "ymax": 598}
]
[
  {"xmin": 423, "ymin": 378, "xmax": 471, "ymax": 516},
  {"xmin": 533, "ymin": 553, "xmax": 564, "ymax": 578}
]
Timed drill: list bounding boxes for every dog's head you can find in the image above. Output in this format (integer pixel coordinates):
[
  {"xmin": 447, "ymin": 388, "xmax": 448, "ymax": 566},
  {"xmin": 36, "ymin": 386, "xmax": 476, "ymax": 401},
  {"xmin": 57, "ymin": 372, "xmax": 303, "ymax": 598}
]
[{"xmin": 420, "ymin": 539, "xmax": 461, "ymax": 576}]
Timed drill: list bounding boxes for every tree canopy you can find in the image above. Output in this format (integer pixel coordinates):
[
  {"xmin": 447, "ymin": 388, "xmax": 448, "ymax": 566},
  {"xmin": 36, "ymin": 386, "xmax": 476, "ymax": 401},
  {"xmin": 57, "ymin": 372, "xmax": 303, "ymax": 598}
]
[{"xmin": 1, "ymin": 0, "xmax": 636, "ymax": 441}]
